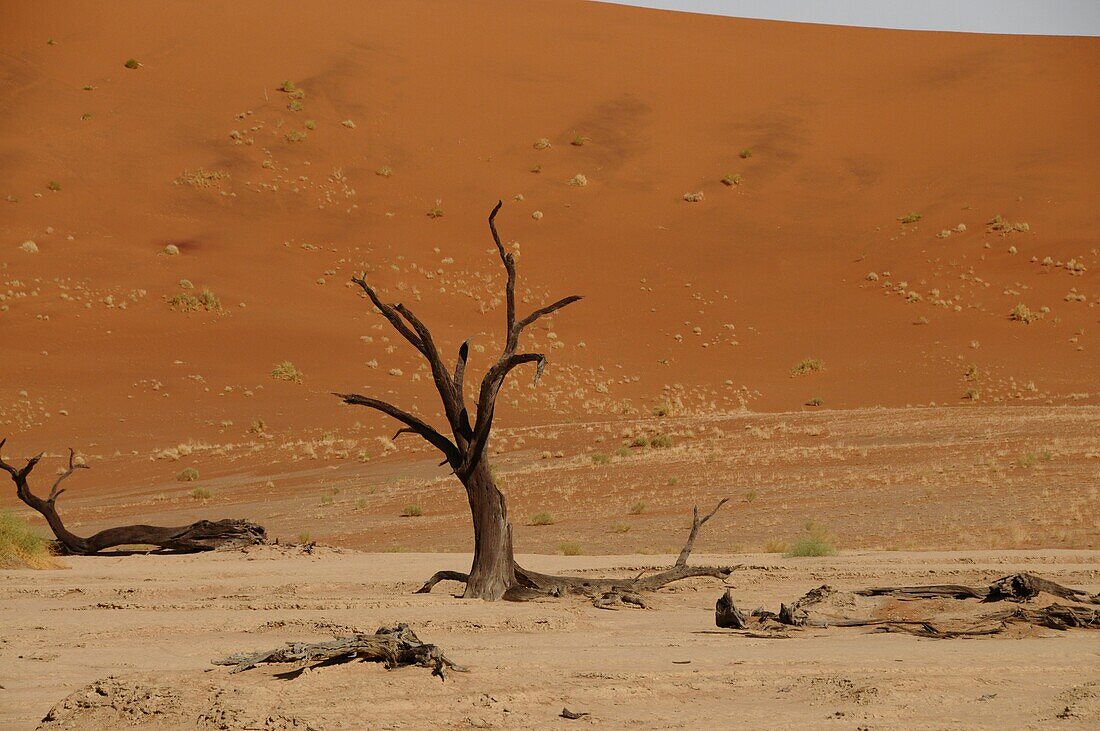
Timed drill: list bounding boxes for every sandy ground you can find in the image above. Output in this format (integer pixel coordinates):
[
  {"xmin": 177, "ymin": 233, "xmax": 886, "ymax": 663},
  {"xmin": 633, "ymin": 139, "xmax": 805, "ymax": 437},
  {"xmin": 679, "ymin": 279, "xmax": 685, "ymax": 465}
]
[{"xmin": 1, "ymin": 549, "xmax": 1098, "ymax": 729}]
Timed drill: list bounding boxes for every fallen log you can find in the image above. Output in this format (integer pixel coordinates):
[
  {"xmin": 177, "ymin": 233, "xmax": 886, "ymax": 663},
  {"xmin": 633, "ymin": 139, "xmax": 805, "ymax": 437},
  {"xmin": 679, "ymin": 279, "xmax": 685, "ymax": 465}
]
[
  {"xmin": 717, "ymin": 574, "xmax": 1100, "ymax": 637},
  {"xmin": 0, "ymin": 440, "xmax": 267, "ymax": 554},
  {"xmin": 212, "ymin": 623, "xmax": 467, "ymax": 681}
]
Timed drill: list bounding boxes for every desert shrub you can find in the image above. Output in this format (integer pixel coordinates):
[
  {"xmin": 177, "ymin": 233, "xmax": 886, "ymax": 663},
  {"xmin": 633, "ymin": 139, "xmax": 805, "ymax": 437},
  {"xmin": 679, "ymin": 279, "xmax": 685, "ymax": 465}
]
[
  {"xmin": 1009, "ymin": 304, "xmax": 1041, "ymax": 324},
  {"xmin": 649, "ymin": 434, "xmax": 673, "ymax": 448},
  {"xmin": 805, "ymin": 397, "xmax": 823, "ymax": 407},
  {"xmin": 628, "ymin": 501, "xmax": 647, "ymax": 515},
  {"xmin": 786, "ymin": 523, "xmax": 838, "ymax": 557},
  {"xmin": 376, "ymin": 166, "xmax": 394, "ymax": 177},
  {"xmin": 176, "ymin": 467, "xmax": 200, "ymax": 482},
  {"xmin": 591, "ymin": 453, "xmax": 610, "ymax": 465},
  {"xmin": 652, "ymin": 402, "xmax": 672, "ymax": 417},
  {"xmin": 271, "ymin": 361, "xmax": 302, "ymax": 382},
  {"xmin": 0, "ymin": 511, "xmax": 59, "ymax": 569},
  {"xmin": 630, "ymin": 435, "xmax": 648, "ymax": 448},
  {"xmin": 47, "ymin": 180, "xmax": 61, "ymax": 191},
  {"xmin": 744, "ymin": 489, "xmax": 757, "ymax": 503},
  {"xmin": 124, "ymin": 58, "xmax": 140, "ymax": 69},
  {"xmin": 529, "ymin": 512, "xmax": 555, "ymax": 526},
  {"xmin": 615, "ymin": 447, "xmax": 631, "ymax": 458},
  {"xmin": 721, "ymin": 173, "xmax": 743, "ymax": 186},
  {"xmin": 739, "ymin": 148, "xmax": 752, "ymax": 159},
  {"xmin": 559, "ymin": 541, "xmax": 584, "ymax": 556},
  {"xmin": 570, "ymin": 135, "xmax": 589, "ymax": 146},
  {"xmin": 897, "ymin": 212, "xmax": 922, "ymax": 224},
  {"xmin": 169, "ymin": 287, "xmax": 221, "ymax": 312},
  {"xmin": 189, "ymin": 486, "xmax": 212, "ymax": 500},
  {"xmin": 763, "ymin": 539, "xmax": 787, "ymax": 553},
  {"xmin": 285, "ymin": 130, "xmax": 307, "ymax": 142},
  {"xmin": 248, "ymin": 419, "xmax": 266, "ymax": 434},
  {"xmin": 791, "ymin": 358, "xmax": 824, "ymax": 376},
  {"xmin": 609, "ymin": 523, "xmax": 631, "ymax": 534},
  {"xmin": 427, "ymin": 200, "xmax": 444, "ymax": 218},
  {"xmin": 401, "ymin": 504, "xmax": 423, "ymax": 517}
]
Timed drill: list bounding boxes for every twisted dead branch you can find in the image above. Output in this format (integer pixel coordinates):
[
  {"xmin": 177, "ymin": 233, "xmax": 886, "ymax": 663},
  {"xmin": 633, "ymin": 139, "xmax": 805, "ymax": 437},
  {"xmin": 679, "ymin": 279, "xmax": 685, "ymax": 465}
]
[
  {"xmin": 212, "ymin": 623, "xmax": 467, "ymax": 681},
  {"xmin": 0, "ymin": 439, "xmax": 266, "ymax": 554}
]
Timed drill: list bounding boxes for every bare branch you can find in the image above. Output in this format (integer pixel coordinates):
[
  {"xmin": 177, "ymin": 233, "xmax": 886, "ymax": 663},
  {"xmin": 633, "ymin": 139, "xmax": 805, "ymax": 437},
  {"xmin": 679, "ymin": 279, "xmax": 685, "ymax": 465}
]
[
  {"xmin": 336, "ymin": 393, "xmax": 460, "ymax": 465},
  {"xmin": 462, "ymin": 353, "xmax": 546, "ymax": 476},
  {"xmin": 48, "ymin": 448, "xmax": 88, "ymax": 502},
  {"xmin": 508, "ymin": 296, "xmax": 583, "ymax": 352},
  {"xmin": 487, "ymin": 200, "xmax": 516, "ymax": 335},
  {"xmin": 676, "ymin": 497, "xmax": 730, "ymax": 567},
  {"xmin": 351, "ymin": 275, "xmax": 424, "ymax": 352}
]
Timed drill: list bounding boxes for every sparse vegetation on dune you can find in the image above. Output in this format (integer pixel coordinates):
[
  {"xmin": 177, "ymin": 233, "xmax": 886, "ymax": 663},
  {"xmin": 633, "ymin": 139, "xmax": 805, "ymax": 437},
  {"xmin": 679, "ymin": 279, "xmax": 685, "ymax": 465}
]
[
  {"xmin": 791, "ymin": 358, "xmax": 825, "ymax": 376},
  {"xmin": 529, "ymin": 512, "xmax": 555, "ymax": 526},
  {"xmin": 176, "ymin": 467, "xmax": 200, "ymax": 482},
  {"xmin": 401, "ymin": 504, "xmax": 424, "ymax": 518},
  {"xmin": 270, "ymin": 361, "xmax": 303, "ymax": 383}
]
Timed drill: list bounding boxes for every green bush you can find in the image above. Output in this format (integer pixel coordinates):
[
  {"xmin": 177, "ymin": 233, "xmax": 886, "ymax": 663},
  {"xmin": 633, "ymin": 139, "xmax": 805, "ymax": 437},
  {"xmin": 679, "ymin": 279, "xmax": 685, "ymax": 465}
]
[
  {"xmin": 559, "ymin": 541, "xmax": 584, "ymax": 556},
  {"xmin": 176, "ymin": 467, "xmax": 200, "ymax": 482},
  {"xmin": 401, "ymin": 504, "xmax": 423, "ymax": 517},
  {"xmin": 785, "ymin": 523, "xmax": 838, "ymax": 557},
  {"xmin": 271, "ymin": 361, "xmax": 303, "ymax": 382},
  {"xmin": 0, "ymin": 511, "xmax": 59, "ymax": 569},
  {"xmin": 529, "ymin": 512, "xmax": 555, "ymax": 526}
]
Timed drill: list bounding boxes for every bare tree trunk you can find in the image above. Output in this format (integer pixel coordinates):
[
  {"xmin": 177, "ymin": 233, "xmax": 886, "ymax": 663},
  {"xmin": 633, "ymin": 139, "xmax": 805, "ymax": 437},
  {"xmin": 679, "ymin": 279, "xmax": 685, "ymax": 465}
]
[{"xmin": 462, "ymin": 459, "xmax": 516, "ymax": 600}]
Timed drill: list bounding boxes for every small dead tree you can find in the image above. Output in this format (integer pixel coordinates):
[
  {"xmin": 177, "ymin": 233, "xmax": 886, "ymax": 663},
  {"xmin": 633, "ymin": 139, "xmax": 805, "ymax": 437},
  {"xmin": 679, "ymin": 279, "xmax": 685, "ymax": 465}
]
[
  {"xmin": 0, "ymin": 440, "xmax": 266, "ymax": 554},
  {"xmin": 338, "ymin": 202, "xmax": 733, "ymax": 601}
]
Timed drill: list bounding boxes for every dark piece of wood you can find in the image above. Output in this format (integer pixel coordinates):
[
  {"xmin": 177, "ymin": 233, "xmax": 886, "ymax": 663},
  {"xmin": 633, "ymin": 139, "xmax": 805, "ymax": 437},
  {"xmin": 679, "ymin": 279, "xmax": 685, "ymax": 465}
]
[
  {"xmin": 676, "ymin": 498, "xmax": 729, "ymax": 567},
  {"xmin": 561, "ymin": 708, "xmax": 589, "ymax": 720},
  {"xmin": 212, "ymin": 623, "xmax": 467, "ymax": 681},
  {"xmin": 0, "ymin": 440, "xmax": 266, "ymax": 554},
  {"xmin": 718, "ymin": 574, "xmax": 1100, "ymax": 640},
  {"xmin": 854, "ymin": 573, "xmax": 1100, "ymax": 605},
  {"xmin": 716, "ymin": 589, "xmax": 747, "ymax": 629}
]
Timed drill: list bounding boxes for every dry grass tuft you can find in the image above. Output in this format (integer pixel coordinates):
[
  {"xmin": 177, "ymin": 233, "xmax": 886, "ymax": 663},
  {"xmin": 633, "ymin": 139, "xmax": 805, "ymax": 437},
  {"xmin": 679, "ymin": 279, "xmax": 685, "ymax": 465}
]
[{"xmin": 0, "ymin": 511, "xmax": 61, "ymax": 569}]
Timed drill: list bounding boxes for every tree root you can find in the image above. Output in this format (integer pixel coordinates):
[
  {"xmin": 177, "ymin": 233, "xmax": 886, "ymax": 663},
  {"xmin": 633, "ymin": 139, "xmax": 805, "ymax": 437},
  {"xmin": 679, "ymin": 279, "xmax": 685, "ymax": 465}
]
[
  {"xmin": 716, "ymin": 573, "xmax": 1100, "ymax": 639},
  {"xmin": 417, "ymin": 500, "xmax": 735, "ymax": 607},
  {"xmin": 212, "ymin": 623, "xmax": 467, "ymax": 681}
]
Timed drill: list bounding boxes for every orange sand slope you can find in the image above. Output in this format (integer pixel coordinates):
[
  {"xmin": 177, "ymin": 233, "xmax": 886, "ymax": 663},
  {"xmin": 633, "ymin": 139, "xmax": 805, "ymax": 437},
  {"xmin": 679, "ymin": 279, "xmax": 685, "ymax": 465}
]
[{"xmin": 1, "ymin": 0, "xmax": 1098, "ymax": 458}]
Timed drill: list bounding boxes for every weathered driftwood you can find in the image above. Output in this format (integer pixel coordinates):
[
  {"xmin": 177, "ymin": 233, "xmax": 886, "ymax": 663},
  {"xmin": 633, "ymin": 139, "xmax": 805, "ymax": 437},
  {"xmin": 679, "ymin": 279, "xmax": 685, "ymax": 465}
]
[
  {"xmin": 854, "ymin": 572, "xmax": 1100, "ymax": 605},
  {"xmin": 717, "ymin": 574, "xmax": 1100, "ymax": 638},
  {"xmin": 418, "ymin": 498, "xmax": 736, "ymax": 608},
  {"xmin": 0, "ymin": 440, "xmax": 267, "ymax": 554},
  {"xmin": 212, "ymin": 623, "xmax": 467, "ymax": 681},
  {"xmin": 336, "ymin": 202, "xmax": 582, "ymax": 600},
  {"xmin": 715, "ymin": 589, "xmax": 747, "ymax": 629}
]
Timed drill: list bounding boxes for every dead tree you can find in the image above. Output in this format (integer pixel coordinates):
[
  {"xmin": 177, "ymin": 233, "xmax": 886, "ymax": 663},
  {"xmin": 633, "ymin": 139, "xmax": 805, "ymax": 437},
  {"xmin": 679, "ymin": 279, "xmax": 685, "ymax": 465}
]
[
  {"xmin": 338, "ymin": 202, "xmax": 733, "ymax": 601},
  {"xmin": 0, "ymin": 439, "xmax": 266, "ymax": 554}
]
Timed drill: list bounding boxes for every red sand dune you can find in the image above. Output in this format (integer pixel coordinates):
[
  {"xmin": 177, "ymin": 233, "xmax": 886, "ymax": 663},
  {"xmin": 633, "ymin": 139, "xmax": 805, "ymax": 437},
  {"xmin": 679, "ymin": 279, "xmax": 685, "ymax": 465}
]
[{"xmin": 1, "ymin": 0, "xmax": 1097, "ymax": 476}]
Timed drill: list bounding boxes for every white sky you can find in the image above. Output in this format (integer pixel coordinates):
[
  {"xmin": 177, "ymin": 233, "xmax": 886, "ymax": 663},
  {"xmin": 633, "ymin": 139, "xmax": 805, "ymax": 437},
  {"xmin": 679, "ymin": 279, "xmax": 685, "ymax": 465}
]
[{"xmin": 596, "ymin": 0, "xmax": 1100, "ymax": 36}]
